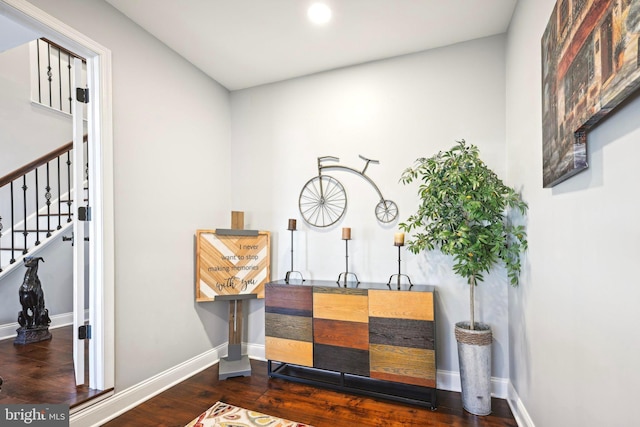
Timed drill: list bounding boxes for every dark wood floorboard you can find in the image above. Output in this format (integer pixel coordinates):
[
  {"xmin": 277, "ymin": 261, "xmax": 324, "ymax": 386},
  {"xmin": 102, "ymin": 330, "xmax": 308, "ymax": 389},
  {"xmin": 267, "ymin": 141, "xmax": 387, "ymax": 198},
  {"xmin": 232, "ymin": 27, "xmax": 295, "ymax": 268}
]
[
  {"xmin": 104, "ymin": 359, "xmax": 517, "ymax": 427},
  {"xmin": 0, "ymin": 325, "xmax": 107, "ymax": 407}
]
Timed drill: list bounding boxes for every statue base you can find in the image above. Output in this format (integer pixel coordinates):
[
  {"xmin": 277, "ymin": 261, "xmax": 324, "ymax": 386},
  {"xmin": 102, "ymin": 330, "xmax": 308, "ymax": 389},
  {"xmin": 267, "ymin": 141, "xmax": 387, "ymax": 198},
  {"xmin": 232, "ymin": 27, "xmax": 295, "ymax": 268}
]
[{"xmin": 14, "ymin": 325, "xmax": 52, "ymax": 345}]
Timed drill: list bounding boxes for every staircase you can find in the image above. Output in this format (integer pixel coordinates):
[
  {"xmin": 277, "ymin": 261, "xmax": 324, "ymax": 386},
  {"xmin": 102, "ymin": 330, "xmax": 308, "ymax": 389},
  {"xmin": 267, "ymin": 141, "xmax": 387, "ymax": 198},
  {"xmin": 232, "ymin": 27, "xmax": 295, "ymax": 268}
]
[{"xmin": 0, "ymin": 136, "xmax": 87, "ymax": 278}]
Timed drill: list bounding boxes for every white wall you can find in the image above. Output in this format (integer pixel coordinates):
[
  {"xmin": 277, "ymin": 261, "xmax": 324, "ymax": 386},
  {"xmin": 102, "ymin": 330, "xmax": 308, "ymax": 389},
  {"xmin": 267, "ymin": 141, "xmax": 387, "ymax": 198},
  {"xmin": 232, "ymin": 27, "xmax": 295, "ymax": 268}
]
[
  {"xmin": 507, "ymin": 1, "xmax": 640, "ymax": 426},
  {"xmin": 24, "ymin": 0, "xmax": 233, "ymax": 391},
  {"xmin": 231, "ymin": 35, "xmax": 512, "ymax": 380}
]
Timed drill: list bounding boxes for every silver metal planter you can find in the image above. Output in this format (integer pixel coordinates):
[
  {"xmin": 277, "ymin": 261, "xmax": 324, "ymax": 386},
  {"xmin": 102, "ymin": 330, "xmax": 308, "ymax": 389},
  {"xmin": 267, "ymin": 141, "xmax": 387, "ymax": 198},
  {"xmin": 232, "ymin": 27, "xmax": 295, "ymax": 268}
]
[{"xmin": 455, "ymin": 321, "xmax": 492, "ymax": 416}]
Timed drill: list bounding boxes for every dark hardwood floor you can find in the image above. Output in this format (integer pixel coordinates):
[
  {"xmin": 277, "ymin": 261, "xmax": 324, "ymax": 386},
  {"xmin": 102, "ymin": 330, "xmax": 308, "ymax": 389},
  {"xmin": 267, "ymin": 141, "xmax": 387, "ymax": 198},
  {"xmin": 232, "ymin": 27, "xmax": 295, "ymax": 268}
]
[
  {"xmin": 104, "ymin": 359, "xmax": 517, "ymax": 427},
  {"xmin": 0, "ymin": 325, "xmax": 107, "ymax": 407},
  {"xmin": 1, "ymin": 327, "xmax": 517, "ymax": 426}
]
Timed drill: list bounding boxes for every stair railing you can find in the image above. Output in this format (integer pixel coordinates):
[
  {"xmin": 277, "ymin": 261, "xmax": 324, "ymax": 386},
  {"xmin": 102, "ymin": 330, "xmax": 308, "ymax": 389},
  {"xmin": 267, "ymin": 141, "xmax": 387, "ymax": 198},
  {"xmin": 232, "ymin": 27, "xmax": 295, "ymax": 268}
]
[
  {"xmin": 33, "ymin": 38, "xmax": 86, "ymax": 114},
  {"xmin": 0, "ymin": 136, "xmax": 87, "ymax": 273}
]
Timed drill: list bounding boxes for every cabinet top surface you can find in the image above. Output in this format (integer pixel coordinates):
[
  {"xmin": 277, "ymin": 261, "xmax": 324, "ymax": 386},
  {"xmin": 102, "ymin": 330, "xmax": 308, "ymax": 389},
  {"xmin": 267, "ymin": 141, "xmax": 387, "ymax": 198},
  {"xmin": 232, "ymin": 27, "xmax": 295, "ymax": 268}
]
[{"xmin": 267, "ymin": 279, "xmax": 435, "ymax": 293}]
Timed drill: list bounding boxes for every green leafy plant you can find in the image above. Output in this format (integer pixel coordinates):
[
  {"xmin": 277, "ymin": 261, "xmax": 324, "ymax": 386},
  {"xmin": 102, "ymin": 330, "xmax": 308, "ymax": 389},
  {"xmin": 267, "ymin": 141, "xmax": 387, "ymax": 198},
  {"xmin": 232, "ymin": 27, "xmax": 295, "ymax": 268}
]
[{"xmin": 400, "ymin": 140, "xmax": 528, "ymax": 330}]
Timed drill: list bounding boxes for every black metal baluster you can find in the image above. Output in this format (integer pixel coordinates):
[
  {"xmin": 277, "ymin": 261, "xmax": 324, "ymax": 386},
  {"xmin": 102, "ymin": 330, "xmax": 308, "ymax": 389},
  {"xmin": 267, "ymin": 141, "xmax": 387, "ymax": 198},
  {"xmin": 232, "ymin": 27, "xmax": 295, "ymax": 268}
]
[
  {"xmin": 68, "ymin": 54, "xmax": 73, "ymax": 112},
  {"xmin": 66, "ymin": 151, "xmax": 72, "ymax": 223},
  {"xmin": 57, "ymin": 156, "xmax": 62, "ymax": 230},
  {"xmin": 45, "ymin": 162, "xmax": 52, "ymax": 237},
  {"xmin": 47, "ymin": 43, "xmax": 53, "ymax": 108},
  {"xmin": 37, "ymin": 39, "xmax": 42, "ymax": 104},
  {"xmin": 85, "ymin": 138, "xmax": 89, "ymax": 208},
  {"xmin": 10, "ymin": 182, "xmax": 15, "ymax": 263},
  {"xmin": 21, "ymin": 176, "xmax": 28, "ymax": 254},
  {"xmin": 58, "ymin": 46, "xmax": 62, "ymax": 112},
  {"xmin": 35, "ymin": 168, "xmax": 40, "ymax": 246}
]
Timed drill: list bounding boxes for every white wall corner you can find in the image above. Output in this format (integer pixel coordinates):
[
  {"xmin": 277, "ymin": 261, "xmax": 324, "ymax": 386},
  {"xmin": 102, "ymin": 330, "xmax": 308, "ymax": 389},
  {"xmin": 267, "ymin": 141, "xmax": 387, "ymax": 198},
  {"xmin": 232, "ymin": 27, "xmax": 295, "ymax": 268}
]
[
  {"xmin": 69, "ymin": 346, "xmax": 221, "ymax": 427},
  {"xmin": 507, "ymin": 382, "xmax": 535, "ymax": 427}
]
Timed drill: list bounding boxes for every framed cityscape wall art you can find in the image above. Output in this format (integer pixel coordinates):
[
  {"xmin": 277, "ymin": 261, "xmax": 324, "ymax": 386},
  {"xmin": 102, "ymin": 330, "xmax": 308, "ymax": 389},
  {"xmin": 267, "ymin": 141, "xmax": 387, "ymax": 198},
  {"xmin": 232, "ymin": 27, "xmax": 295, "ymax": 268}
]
[{"xmin": 541, "ymin": 0, "xmax": 640, "ymax": 187}]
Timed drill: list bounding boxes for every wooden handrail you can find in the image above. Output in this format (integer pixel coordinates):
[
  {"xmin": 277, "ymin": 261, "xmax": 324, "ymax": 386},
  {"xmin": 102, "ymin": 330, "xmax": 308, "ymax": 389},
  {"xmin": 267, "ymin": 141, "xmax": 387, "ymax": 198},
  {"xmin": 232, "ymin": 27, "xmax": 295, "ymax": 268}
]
[
  {"xmin": 41, "ymin": 38, "xmax": 86, "ymax": 62},
  {"xmin": 0, "ymin": 135, "xmax": 87, "ymax": 188}
]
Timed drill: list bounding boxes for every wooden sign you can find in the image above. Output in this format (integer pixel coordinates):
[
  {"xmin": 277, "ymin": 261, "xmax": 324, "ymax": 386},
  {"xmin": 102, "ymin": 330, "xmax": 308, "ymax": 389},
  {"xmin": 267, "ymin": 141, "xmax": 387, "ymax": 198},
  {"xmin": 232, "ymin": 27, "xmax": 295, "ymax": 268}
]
[{"xmin": 196, "ymin": 229, "xmax": 270, "ymax": 301}]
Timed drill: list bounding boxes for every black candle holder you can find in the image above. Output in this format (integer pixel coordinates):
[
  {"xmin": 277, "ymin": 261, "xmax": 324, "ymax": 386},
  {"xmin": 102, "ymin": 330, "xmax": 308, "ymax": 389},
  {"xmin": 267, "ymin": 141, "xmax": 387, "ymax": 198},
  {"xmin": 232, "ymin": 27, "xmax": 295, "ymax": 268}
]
[
  {"xmin": 387, "ymin": 244, "xmax": 413, "ymax": 291},
  {"xmin": 284, "ymin": 220, "xmax": 304, "ymax": 284},
  {"xmin": 337, "ymin": 238, "xmax": 359, "ymax": 287}
]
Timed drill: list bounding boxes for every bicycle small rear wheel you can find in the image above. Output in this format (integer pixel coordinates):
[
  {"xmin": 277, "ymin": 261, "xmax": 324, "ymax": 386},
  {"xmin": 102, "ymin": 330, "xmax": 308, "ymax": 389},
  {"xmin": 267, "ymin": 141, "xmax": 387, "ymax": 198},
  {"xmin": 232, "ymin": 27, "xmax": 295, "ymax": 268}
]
[
  {"xmin": 299, "ymin": 175, "xmax": 347, "ymax": 227},
  {"xmin": 375, "ymin": 199, "xmax": 398, "ymax": 223}
]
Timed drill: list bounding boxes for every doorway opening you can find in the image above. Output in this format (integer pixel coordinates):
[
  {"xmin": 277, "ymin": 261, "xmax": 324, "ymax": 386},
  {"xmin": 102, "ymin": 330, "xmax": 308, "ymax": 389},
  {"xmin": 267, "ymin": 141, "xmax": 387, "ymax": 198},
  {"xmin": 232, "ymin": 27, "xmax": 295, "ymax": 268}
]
[{"xmin": 0, "ymin": 0, "xmax": 114, "ymax": 411}]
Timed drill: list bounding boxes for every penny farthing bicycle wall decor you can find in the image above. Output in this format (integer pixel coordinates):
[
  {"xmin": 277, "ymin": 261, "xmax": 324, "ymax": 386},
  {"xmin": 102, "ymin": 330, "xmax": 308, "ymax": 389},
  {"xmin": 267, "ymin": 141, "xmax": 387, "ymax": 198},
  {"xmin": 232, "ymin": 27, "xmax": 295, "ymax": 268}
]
[{"xmin": 298, "ymin": 155, "xmax": 398, "ymax": 227}]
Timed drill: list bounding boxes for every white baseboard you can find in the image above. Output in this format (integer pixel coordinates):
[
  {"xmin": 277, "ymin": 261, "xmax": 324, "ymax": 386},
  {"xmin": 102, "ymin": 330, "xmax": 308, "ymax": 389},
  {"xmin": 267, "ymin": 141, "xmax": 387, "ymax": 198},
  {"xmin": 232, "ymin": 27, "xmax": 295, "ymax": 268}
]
[
  {"xmin": 436, "ymin": 369, "xmax": 461, "ymax": 393},
  {"xmin": 0, "ymin": 311, "xmax": 77, "ymax": 341},
  {"xmin": 247, "ymin": 344, "xmax": 511, "ymax": 399},
  {"xmin": 507, "ymin": 382, "xmax": 535, "ymax": 427},
  {"xmin": 245, "ymin": 342, "xmax": 265, "ymax": 361},
  {"xmin": 70, "ymin": 346, "xmax": 221, "ymax": 427},
  {"xmin": 436, "ymin": 369, "xmax": 509, "ymax": 399},
  {"xmin": 70, "ymin": 342, "xmax": 263, "ymax": 426}
]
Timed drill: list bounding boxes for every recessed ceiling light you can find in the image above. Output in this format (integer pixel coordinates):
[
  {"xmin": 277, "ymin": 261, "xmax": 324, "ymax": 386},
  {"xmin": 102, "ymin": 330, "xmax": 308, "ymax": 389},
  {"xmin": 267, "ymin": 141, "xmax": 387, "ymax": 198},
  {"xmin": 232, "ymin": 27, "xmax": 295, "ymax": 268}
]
[{"xmin": 308, "ymin": 3, "xmax": 332, "ymax": 25}]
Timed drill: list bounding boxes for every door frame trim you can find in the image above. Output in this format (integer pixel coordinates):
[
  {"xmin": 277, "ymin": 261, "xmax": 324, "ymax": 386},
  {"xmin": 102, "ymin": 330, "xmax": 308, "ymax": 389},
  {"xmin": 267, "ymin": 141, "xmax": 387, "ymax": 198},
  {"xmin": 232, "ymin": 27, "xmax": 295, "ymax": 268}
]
[{"xmin": 0, "ymin": 0, "xmax": 115, "ymax": 392}]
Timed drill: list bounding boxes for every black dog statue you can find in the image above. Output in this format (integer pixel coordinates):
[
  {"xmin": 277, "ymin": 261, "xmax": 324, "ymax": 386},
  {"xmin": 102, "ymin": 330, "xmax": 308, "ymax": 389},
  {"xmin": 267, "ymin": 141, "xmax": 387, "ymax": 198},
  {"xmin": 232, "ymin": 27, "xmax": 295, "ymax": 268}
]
[{"xmin": 15, "ymin": 257, "xmax": 52, "ymax": 344}]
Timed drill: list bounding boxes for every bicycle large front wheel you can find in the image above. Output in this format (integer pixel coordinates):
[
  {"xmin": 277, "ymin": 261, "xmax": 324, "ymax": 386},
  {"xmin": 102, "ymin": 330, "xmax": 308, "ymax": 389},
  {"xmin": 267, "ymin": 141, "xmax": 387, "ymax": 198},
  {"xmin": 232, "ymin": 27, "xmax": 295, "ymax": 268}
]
[
  {"xmin": 299, "ymin": 175, "xmax": 347, "ymax": 227},
  {"xmin": 375, "ymin": 199, "xmax": 398, "ymax": 223}
]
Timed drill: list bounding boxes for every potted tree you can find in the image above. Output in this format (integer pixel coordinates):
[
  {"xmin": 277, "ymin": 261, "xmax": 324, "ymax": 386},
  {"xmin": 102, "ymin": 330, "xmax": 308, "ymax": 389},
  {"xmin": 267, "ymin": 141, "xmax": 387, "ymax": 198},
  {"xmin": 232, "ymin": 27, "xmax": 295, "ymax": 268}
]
[{"xmin": 399, "ymin": 140, "xmax": 528, "ymax": 416}]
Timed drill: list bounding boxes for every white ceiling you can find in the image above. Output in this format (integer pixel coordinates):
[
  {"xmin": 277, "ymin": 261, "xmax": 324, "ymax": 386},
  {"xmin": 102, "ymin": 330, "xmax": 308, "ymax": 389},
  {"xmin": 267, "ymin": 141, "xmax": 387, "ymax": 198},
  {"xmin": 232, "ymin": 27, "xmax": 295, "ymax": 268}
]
[
  {"xmin": 107, "ymin": 0, "xmax": 518, "ymax": 91},
  {"xmin": 0, "ymin": 13, "xmax": 40, "ymax": 53}
]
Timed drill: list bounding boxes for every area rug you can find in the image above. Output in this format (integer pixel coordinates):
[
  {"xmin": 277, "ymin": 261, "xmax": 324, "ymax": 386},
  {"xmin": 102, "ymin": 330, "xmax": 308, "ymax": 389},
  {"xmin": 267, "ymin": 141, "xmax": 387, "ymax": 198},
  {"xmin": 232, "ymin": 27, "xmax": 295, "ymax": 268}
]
[{"xmin": 186, "ymin": 401, "xmax": 314, "ymax": 427}]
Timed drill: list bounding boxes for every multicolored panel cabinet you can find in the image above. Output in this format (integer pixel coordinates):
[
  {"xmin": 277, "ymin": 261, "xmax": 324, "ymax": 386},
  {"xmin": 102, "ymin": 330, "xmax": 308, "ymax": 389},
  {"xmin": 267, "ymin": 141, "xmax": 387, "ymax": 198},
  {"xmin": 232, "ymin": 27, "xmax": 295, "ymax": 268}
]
[{"xmin": 265, "ymin": 280, "xmax": 437, "ymax": 408}]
